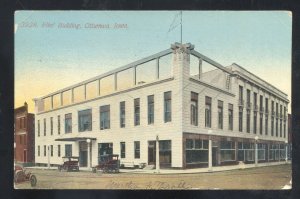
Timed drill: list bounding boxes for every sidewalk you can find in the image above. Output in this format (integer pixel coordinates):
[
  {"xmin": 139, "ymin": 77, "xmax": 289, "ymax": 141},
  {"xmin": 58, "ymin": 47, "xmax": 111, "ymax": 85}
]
[{"xmin": 26, "ymin": 161, "xmax": 291, "ymax": 174}]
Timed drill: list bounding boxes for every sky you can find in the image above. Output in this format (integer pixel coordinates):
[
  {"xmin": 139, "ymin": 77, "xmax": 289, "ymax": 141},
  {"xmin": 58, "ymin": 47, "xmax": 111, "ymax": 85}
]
[{"xmin": 14, "ymin": 11, "xmax": 292, "ymax": 113}]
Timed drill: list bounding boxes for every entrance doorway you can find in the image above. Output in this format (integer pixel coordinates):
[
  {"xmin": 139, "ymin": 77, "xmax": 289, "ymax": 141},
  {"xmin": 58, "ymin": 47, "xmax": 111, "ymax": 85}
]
[
  {"xmin": 212, "ymin": 147, "xmax": 218, "ymax": 166},
  {"xmin": 23, "ymin": 150, "xmax": 27, "ymax": 163},
  {"xmin": 148, "ymin": 141, "xmax": 156, "ymax": 165},
  {"xmin": 79, "ymin": 141, "xmax": 87, "ymax": 167}
]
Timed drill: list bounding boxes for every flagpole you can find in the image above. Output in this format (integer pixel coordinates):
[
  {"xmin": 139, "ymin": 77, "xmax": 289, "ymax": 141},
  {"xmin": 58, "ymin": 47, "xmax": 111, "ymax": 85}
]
[{"xmin": 180, "ymin": 11, "xmax": 182, "ymax": 44}]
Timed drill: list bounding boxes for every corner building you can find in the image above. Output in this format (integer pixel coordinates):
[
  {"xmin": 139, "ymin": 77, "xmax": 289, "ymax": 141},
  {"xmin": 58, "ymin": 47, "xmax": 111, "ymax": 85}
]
[{"xmin": 34, "ymin": 43, "xmax": 289, "ymax": 169}]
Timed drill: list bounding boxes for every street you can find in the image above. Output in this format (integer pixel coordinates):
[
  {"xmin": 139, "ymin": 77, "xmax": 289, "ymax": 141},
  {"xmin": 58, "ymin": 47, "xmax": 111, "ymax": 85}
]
[{"xmin": 14, "ymin": 164, "xmax": 291, "ymax": 190}]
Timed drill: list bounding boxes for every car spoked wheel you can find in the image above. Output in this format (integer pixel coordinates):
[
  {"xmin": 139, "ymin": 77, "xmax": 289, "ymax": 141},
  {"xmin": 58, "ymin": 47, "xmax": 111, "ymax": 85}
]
[{"xmin": 30, "ymin": 175, "xmax": 37, "ymax": 187}]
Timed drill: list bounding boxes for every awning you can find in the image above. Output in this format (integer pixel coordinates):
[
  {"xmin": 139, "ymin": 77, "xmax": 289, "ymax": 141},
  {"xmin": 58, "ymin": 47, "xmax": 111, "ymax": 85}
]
[{"xmin": 55, "ymin": 137, "xmax": 97, "ymax": 142}]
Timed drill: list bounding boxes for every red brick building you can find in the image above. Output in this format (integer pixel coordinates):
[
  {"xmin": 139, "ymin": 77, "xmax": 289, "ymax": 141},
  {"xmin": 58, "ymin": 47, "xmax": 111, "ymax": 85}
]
[{"xmin": 14, "ymin": 102, "xmax": 35, "ymax": 164}]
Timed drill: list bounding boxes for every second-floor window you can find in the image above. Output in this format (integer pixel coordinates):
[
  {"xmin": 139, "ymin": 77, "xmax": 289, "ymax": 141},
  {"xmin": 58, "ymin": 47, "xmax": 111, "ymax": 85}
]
[
  {"xmin": 120, "ymin": 102, "xmax": 125, "ymax": 128},
  {"xmin": 239, "ymin": 107, "xmax": 243, "ymax": 132},
  {"xmin": 191, "ymin": 92, "xmax": 198, "ymax": 126},
  {"xmin": 43, "ymin": 118, "xmax": 46, "ymax": 136},
  {"xmin": 148, "ymin": 95, "xmax": 154, "ymax": 124},
  {"xmin": 100, "ymin": 105, "xmax": 110, "ymax": 130},
  {"xmin": 228, "ymin": 104, "xmax": 233, "ymax": 130},
  {"xmin": 38, "ymin": 146, "xmax": 40, "ymax": 156},
  {"xmin": 65, "ymin": 113, "xmax": 72, "ymax": 133},
  {"xmin": 44, "ymin": 145, "xmax": 46, "ymax": 156},
  {"xmin": 205, "ymin": 96, "xmax": 212, "ymax": 128},
  {"xmin": 164, "ymin": 91, "xmax": 172, "ymax": 122},
  {"xmin": 38, "ymin": 120, "xmax": 40, "ymax": 137},
  {"xmin": 134, "ymin": 98, "xmax": 140, "ymax": 126},
  {"xmin": 50, "ymin": 117, "xmax": 53, "ymax": 135},
  {"xmin": 78, "ymin": 109, "xmax": 92, "ymax": 132},
  {"xmin": 57, "ymin": 115, "xmax": 60, "ymax": 135},
  {"xmin": 239, "ymin": 86, "xmax": 243, "ymax": 104},
  {"xmin": 218, "ymin": 100, "xmax": 223, "ymax": 129}
]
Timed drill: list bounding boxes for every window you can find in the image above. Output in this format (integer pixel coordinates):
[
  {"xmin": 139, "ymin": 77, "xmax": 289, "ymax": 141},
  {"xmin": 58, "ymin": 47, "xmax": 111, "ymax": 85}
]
[
  {"xmin": 134, "ymin": 98, "xmax": 140, "ymax": 126},
  {"xmin": 271, "ymin": 117, "xmax": 274, "ymax": 136},
  {"xmin": 100, "ymin": 105, "xmax": 110, "ymax": 130},
  {"xmin": 253, "ymin": 92, "xmax": 257, "ymax": 110},
  {"xmin": 239, "ymin": 86, "xmax": 243, "ymax": 104},
  {"xmin": 246, "ymin": 109, "xmax": 250, "ymax": 133},
  {"xmin": 24, "ymin": 135, "xmax": 26, "ymax": 145},
  {"xmin": 134, "ymin": 141, "xmax": 140, "ymax": 159},
  {"xmin": 38, "ymin": 120, "xmax": 40, "ymax": 137},
  {"xmin": 78, "ymin": 109, "xmax": 92, "ymax": 132},
  {"xmin": 238, "ymin": 142, "xmax": 254, "ymax": 162},
  {"xmin": 65, "ymin": 113, "xmax": 72, "ymax": 133},
  {"xmin": 228, "ymin": 104, "xmax": 233, "ymax": 130},
  {"xmin": 58, "ymin": 115, "xmax": 60, "ymax": 135},
  {"xmin": 265, "ymin": 116, "xmax": 268, "ymax": 135},
  {"xmin": 19, "ymin": 135, "xmax": 22, "ymax": 144},
  {"xmin": 50, "ymin": 145, "xmax": 53, "ymax": 156},
  {"xmin": 247, "ymin": 89, "xmax": 251, "ymax": 107},
  {"xmin": 265, "ymin": 98, "xmax": 269, "ymax": 113},
  {"xmin": 258, "ymin": 143, "xmax": 266, "ymax": 160},
  {"xmin": 239, "ymin": 107, "xmax": 243, "ymax": 132},
  {"xmin": 259, "ymin": 113, "xmax": 263, "ymax": 135},
  {"xmin": 120, "ymin": 142, "xmax": 126, "ymax": 158},
  {"xmin": 220, "ymin": 141, "xmax": 236, "ymax": 162},
  {"xmin": 50, "ymin": 117, "xmax": 53, "ymax": 135},
  {"xmin": 148, "ymin": 95, "xmax": 154, "ymax": 124},
  {"xmin": 260, "ymin": 95, "xmax": 263, "ymax": 111},
  {"xmin": 205, "ymin": 96, "xmax": 212, "ymax": 128},
  {"xmin": 186, "ymin": 139, "xmax": 208, "ymax": 164},
  {"xmin": 284, "ymin": 120, "xmax": 286, "ymax": 138},
  {"xmin": 58, "ymin": 145, "xmax": 61, "ymax": 157},
  {"xmin": 120, "ymin": 101, "xmax": 125, "ymax": 128},
  {"xmin": 65, "ymin": 144, "xmax": 72, "ymax": 157},
  {"xmin": 159, "ymin": 140, "xmax": 172, "ymax": 166},
  {"xmin": 98, "ymin": 143, "xmax": 113, "ymax": 157},
  {"xmin": 164, "ymin": 91, "xmax": 172, "ymax": 122},
  {"xmin": 43, "ymin": 118, "xmax": 46, "ymax": 136},
  {"xmin": 253, "ymin": 112, "xmax": 257, "ymax": 134},
  {"xmin": 218, "ymin": 100, "xmax": 223, "ymax": 129},
  {"xmin": 191, "ymin": 92, "xmax": 198, "ymax": 126},
  {"xmin": 38, "ymin": 146, "xmax": 40, "ymax": 157},
  {"xmin": 44, "ymin": 145, "xmax": 46, "ymax": 156}
]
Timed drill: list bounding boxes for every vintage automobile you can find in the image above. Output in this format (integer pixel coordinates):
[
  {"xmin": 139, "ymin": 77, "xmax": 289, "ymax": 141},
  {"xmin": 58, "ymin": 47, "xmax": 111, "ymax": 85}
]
[
  {"xmin": 14, "ymin": 165, "xmax": 37, "ymax": 187},
  {"xmin": 58, "ymin": 156, "xmax": 80, "ymax": 172},
  {"xmin": 92, "ymin": 154, "xmax": 120, "ymax": 173}
]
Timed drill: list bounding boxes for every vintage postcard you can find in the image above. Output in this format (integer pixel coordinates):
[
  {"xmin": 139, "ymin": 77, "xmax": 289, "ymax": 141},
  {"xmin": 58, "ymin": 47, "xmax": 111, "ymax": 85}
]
[{"xmin": 14, "ymin": 11, "xmax": 292, "ymax": 189}]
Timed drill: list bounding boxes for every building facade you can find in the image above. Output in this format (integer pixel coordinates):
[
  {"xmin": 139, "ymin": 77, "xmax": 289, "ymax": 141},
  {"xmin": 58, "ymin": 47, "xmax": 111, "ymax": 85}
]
[
  {"xmin": 33, "ymin": 43, "xmax": 289, "ymax": 169},
  {"xmin": 15, "ymin": 102, "xmax": 35, "ymax": 164}
]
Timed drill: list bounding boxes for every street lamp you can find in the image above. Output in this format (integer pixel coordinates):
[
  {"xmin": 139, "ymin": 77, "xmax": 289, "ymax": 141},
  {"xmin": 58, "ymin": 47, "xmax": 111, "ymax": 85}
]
[
  {"xmin": 87, "ymin": 139, "xmax": 91, "ymax": 170},
  {"xmin": 254, "ymin": 136, "xmax": 258, "ymax": 167}
]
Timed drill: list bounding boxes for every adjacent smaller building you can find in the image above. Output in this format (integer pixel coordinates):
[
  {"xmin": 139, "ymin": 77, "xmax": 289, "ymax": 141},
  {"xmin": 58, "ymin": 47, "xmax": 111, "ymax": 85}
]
[{"xmin": 14, "ymin": 102, "xmax": 35, "ymax": 164}]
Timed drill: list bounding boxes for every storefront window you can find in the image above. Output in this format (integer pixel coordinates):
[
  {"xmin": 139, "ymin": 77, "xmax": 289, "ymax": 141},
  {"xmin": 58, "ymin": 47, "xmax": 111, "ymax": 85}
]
[
  {"xmin": 220, "ymin": 141, "xmax": 236, "ymax": 162},
  {"xmin": 186, "ymin": 139, "xmax": 208, "ymax": 164}
]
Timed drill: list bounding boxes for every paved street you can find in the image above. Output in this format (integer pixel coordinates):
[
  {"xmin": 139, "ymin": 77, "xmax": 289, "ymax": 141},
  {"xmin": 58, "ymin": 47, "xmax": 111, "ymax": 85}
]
[{"xmin": 14, "ymin": 164, "xmax": 291, "ymax": 190}]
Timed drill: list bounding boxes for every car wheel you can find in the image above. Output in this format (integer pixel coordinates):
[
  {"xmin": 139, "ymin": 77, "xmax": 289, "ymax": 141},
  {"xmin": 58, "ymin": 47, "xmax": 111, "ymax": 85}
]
[{"xmin": 30, "ymin": 175, "xmax": 37, "ymax": 187}]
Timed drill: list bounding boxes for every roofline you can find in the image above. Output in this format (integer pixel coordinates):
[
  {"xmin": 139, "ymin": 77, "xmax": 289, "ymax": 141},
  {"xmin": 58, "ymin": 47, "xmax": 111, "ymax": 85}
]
[
  {"xmin": 36, "ymin": 48, "xmax": 173, "ymax": 100},
  {"xmin": 231, "ymin": 63, "xmax": 289, "ymax": 100}
]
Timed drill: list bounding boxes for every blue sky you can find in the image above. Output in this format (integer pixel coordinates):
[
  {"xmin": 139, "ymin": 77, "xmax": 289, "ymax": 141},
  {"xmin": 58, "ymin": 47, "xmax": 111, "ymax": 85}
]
[{"xmin": 15, "ymin": 11, "xmax": 292, "ymax": 112}]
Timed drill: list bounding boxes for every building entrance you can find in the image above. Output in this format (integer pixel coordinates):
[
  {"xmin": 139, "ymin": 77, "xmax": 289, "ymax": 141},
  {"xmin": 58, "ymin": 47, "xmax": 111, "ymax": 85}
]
[
  {"xmin": 212, "ymin": 147, "xmax": 218, "ymax": 166},
  {"xmin": 79, "ymin": 141, "xmax": 87, "ymax": 167},
  {"xmin": 148, "ymin": 141, "xmax": 156, "ymax": 165}
]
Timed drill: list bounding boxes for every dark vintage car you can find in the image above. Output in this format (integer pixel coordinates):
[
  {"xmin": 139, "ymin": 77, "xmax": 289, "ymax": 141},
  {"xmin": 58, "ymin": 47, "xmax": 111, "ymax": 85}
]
[
  {"xmin": 14, "ymin": 165, "xmax": 37, "ymax": 187},
  {"xmin": 58, "ymin": 156, "xmax": 80, "ymax": 172},
  {"xmin": 92, "ymin": 154, "xmax": 120, "ymax": 173}
]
